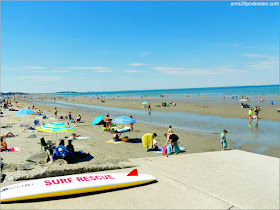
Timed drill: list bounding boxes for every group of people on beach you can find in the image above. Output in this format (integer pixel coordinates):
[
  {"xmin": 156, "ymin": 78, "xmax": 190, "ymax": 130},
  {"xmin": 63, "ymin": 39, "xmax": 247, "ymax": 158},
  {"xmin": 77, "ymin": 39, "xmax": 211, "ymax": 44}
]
[
  {"xmin": 248, "ymin": 106, "xmax": 260, "ymax": 124},
  {"xmin": 54, "ymin": 108, "xmax": 81, "ymax": 124},
  {"xmin": 142, "ymin": 125, "xmax": 181, "ymax": 154}
]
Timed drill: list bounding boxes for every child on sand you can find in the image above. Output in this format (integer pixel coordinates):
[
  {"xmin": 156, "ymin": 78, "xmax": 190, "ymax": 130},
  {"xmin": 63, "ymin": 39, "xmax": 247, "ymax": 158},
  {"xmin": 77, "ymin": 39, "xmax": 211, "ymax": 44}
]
[
  {"xmin": 168, "ymin": 125, "xmax": 173, "ymax": 134},
  {"xmin": 221, "ymin": 129, "xmax": 228, "ymax": 151}
]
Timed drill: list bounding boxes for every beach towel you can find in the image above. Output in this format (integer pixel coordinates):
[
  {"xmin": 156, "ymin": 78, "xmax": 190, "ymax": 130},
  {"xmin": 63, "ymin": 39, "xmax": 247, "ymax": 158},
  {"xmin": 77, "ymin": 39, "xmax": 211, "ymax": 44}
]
[
  {"xmin": 68, "ymin": 137, "xmax": 90, "ymax": 140},
  {"xmin": 106, "ymin": 140, "xmax": 122, "ymax": 144},
  {"xmin": 1, "ymin": 147, "xmax": 21, "ymax": 153},
  {"xmin": 153, "ymin": 146, "xmax": 186, "ymax": 154},
  {"xmin": 117, "ymin": 127, "xmax": 131, "ymax": 133}
]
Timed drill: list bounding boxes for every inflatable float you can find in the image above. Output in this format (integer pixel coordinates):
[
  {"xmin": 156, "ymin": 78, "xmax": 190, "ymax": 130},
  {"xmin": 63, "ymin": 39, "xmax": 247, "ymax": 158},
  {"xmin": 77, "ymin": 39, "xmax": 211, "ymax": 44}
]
[
  {"xmin": 1, "ymin": 169, "xmax": 156, "ymax": 203},
  {"xmin": 239, "ymin": 99, "xmax": 249, "ymax": 102}
]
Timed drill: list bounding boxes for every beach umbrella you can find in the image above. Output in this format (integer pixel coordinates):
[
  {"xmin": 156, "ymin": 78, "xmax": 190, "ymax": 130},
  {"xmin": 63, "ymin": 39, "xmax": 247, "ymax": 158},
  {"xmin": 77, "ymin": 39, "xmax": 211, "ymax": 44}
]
[
  {"xmin": 92, "ymin": 116, "xmax": 103, "ymax": 125},
  {"xmin": 38, "ymin": 122, "xmax": 75, "ymax": 146},
  {"xmin": 142, "ymin": 102, "xmax": 148, "ymax": 104},
  {"xmin": 15, "ymin": 109, "xmax": 35, "ymax": 124},
  {"xmin": 112, "ymin": 116, "xmax": 136, "ymax": 124}
]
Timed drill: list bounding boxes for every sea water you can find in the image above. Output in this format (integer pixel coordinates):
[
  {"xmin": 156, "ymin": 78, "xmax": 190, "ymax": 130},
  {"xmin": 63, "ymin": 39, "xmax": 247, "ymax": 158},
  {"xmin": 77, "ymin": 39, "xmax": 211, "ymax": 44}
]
[
  {"xmin": 30, "ymin": 99, "xmax": 280, "ymax": 155},
  {"xmin": 53, "ymin": 85, "xmax": 279, "ymax": 98}
]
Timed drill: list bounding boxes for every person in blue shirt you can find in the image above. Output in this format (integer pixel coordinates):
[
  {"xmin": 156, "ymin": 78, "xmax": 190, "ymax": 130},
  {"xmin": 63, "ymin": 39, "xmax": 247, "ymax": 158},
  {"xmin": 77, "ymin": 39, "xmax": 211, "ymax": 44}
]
[{"xmin": 221, "ymin": 129, "xmax": 228, "ymax": 151}]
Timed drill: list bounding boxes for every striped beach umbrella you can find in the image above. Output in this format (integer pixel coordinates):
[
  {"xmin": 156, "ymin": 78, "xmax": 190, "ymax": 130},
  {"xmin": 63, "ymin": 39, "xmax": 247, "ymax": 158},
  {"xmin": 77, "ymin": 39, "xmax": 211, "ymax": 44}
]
[{"xmin": 38, "ymin": 122, "xmax": 75, "ymax": 145}]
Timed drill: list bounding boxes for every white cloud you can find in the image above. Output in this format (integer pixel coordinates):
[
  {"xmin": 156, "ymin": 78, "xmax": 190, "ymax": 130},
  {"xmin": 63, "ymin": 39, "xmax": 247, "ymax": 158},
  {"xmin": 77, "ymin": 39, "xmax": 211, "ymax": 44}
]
[
  {"xmin": 241, "ymin": 53, "xmax": 266, "ymax": 58},
  {"xmin": 7, "ymin": 76, "xmax": 61, "ymax": 80},
  {"xmin": 127, "ymin": 63, "xmax": 147, "ymax": 66},
  {"xmin": 123, "ymin": 70, "xmax": 143, "ymax": 73},
  {"xmin": 154, "ymin": 67, "xmax": 218, "ymax": 75},
  {"xmin": 24, "ymin": 66, "xmax": 45, "ymax": 69},
  {"xmin": 32, "ymin": 70, "xmax": 72, "ymax": 73},
  {"xmin": 95, "ymin": 70, "xmax": 113, "ymax": 72},
  {"xmin": 57, "ymin": 67, "xmax": 111, "ymax": 70},
  {"xmin": 140, "ymin": 52, "xmax": 149, "ymax": 56},
  {"xmin": 246, "ymin": 56, "xmax": 279, "ymax": 70}
]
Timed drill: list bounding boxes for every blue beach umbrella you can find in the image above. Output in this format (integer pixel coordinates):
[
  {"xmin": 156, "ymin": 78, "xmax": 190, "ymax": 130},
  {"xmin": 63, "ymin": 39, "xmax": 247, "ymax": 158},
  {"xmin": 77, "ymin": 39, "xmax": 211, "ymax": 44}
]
[
  {"xmin": 15, "ymin": 109, "xmax": 35, "ymax": 115},
  {"xmin": 112, "ymin": 116, "xmax": 136, "ymax": 124},
  {"xmin": 92, "ymin": 116, "xmax": 103, "ymax": 125},
  {"xmin": 38, "ymin": 122, "xmax": 75, "ymax": 145},
  {"xmin": 142, "ymin": 101, "xmax": 148, "ymax": 104},
  {"xmin": 15, "ymin": 109, "xmax": 35, "ymax": 124}
]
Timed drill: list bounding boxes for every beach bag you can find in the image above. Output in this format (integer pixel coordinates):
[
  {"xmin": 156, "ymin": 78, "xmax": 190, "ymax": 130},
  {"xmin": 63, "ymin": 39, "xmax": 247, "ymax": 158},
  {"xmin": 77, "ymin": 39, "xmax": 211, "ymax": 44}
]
[
  {"xmin": 167, "ymin": 145, "xmax": 172, "ymax": 155},
  {"xmin": 162, "ymin": 146, "xmax": 167, "ymax": 155},
  {"xmin": 223, "ymin": 141, "xmax": 227, "ymax": 148},
  {"xmin": 173, "ymin": 143, "xmax": 181, "ymax": 154}
]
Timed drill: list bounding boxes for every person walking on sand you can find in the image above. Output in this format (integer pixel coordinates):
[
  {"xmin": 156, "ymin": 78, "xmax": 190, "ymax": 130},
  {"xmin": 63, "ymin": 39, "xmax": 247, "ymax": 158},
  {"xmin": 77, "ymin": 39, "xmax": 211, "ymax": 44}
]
[
  {"xmin": 248, "ymin": 109, "xmax": 253, "ymax": 123},
  {"xmin": 129, "ymin": 114, "xmax": 134, "ymax": 131},
  {"xmin": 221, "ymin": 129, "xmax": 228, "ymax": 151},
  {"xmin": 54, "ymin": 108, "xmax": 58, "ymax": 119}
]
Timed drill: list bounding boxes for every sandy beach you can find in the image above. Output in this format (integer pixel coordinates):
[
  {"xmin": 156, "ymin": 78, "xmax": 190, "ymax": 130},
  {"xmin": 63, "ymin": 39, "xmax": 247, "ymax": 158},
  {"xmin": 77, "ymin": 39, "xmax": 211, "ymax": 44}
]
[
  {"xmin": 1, "ymin": 95, "xmax": 279, "ymax": 182},
  {"xmin": 1, "ymin": 97, "xmax": 238, "ymax": 183}
]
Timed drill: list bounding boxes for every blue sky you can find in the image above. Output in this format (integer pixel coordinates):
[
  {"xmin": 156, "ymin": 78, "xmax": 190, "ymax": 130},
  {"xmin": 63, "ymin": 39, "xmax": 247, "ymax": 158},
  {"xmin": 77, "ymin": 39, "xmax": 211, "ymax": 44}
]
[{"xmin": 1, "ymin": 1, "xmax": 279, "ymax": 93}]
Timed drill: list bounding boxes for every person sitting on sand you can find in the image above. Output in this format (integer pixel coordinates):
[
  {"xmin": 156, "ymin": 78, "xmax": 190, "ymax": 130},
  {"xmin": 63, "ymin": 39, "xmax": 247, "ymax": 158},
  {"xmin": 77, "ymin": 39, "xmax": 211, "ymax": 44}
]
[
  {"xmin": 66, "ymin": 140, "xmax": 75, "ymax": 153},
  {"xmin": 1, "ymin": 136, "xmax": 8, "ymax": 152},
  {"xmin": 1, "ymin": 132, "xmax": 18, "ymax": 138},
  {"xmin": 113, "ymin": 130, "xmax": 122, "ymax": 142},
  {"xmin": 164, "ymin": 133, "xmax": 180, "ymax": 153},
  {"xmin": 142, "ymin": 133, "xmax": 157, "ymax": 152},
  {"xmin": 72, "ymin": 115, "xmax": 81, "ymax": 123},
  {"xmin": 221, "ymin": 129, "xmax": 228, "ymax": 151},
  {"xmin": 53, "ymin": 140, "xmax": 74, "ymax": 162}
]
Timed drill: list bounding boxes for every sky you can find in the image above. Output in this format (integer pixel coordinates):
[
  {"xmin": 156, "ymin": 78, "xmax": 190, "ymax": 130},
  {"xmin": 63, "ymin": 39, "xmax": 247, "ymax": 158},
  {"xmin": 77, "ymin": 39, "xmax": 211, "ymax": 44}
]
[{"xmin": 1, "ymin": 1, "xmax": 279, "ymax": 93}]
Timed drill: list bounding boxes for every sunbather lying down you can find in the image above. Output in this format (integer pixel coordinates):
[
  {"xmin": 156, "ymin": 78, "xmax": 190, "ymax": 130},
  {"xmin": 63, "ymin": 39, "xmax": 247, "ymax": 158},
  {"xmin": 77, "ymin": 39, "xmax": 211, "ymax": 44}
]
[{"xmin": 1, "ymin": 132, "xmax": 18, "ymax": 138}]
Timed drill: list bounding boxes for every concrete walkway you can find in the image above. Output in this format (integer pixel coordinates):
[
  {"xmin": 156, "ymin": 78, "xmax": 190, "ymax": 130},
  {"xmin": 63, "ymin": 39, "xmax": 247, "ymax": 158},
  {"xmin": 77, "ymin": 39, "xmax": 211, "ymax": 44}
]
[{"xmin": 1, "ymin": 150, "xmax": 279, "ymax": 209}]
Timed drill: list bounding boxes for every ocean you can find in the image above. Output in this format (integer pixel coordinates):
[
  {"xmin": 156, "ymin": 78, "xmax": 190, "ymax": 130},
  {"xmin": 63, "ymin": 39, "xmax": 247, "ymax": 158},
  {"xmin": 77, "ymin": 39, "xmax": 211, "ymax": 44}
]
[{"xmin": 54, "ymin": 85, "xmax": 279, "ymax": 98}]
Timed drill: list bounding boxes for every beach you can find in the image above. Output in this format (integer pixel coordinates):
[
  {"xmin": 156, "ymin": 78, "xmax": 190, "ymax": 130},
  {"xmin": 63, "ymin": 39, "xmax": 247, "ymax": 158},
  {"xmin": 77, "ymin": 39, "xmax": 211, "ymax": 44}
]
[
  {"xmin": 1, "ymin": 94, "xmax": 279, "ymax": 170},
  {"xmin": 0, "ymin": 97, "xmax": 229, "ymax": 181}
]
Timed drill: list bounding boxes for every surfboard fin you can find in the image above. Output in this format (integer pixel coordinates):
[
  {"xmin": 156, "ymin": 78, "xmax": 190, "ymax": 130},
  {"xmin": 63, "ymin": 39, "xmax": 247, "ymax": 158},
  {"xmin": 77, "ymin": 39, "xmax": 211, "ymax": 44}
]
[{"xmin": 127, "ymin": 169, "xmax": 138, "ymax": 176}]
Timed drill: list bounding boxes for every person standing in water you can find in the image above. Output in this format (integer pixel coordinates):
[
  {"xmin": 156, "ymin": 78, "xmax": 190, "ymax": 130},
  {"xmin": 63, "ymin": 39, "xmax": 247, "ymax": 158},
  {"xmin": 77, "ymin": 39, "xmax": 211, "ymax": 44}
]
[{"xmin": 248, "ymin": 109, "xmax": 253, "ymax": 123}]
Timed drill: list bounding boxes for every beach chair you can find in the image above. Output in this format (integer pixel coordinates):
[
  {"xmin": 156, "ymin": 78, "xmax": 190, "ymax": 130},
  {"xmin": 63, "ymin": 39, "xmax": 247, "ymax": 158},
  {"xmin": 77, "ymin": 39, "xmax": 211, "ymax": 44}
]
[{"xmin": 40, "ymin": 138, "xmax": 49, "ymax": 152}]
